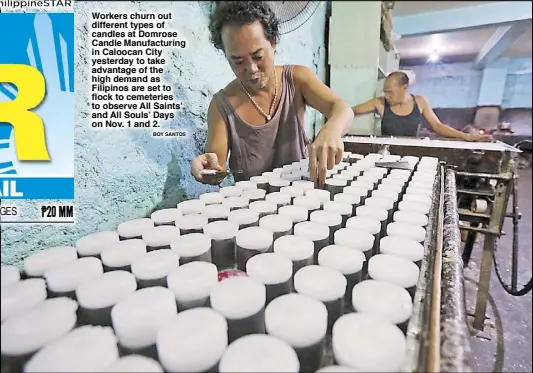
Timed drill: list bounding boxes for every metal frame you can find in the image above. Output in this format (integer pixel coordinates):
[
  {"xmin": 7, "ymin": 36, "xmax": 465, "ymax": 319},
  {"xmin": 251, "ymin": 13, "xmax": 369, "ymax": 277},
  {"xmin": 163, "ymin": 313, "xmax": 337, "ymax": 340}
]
[
  {"xmin": 456, "ymin": 160, "xmax": 516, "ymax": 331},
  {"xmin": 342, "ymin": 136, "xmax": 520, "ymax": 333}
]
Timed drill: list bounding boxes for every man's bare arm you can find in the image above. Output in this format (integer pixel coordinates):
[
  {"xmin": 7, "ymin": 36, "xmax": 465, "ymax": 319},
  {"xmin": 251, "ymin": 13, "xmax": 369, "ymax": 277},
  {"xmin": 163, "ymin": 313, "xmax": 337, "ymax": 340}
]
[
  {"xmin": 352, "ymin": 98, "xmax": 380, "ymax": 116},
  {"xmin": 293, "ymin": 65, "xmax": 354, "ymax": 136},
  {"xmin": 418, "ymin": 96, "xmax": 470, "ymax": 140}
]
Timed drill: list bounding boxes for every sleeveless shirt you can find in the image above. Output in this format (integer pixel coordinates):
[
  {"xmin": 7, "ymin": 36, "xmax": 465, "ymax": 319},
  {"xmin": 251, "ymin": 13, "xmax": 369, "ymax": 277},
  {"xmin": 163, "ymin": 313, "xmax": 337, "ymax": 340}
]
[
  {"xmin": 380, "ymin": 94, "xmax": 422, "ymax": 137},
  {"xmin": 213, "ymin": 65, "xmax": 310, "ymax": 182}
]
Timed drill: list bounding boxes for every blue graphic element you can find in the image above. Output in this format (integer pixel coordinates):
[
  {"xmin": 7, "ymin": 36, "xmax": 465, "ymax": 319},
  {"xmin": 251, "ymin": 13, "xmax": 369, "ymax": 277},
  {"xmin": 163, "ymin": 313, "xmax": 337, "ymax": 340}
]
[
  {"xmin": 0, "ymin": 12, "xmax": 74, "ymax": 200},
  {"xmin": 0, "ymin": 177, "xmax": 74, "ymax": 199}
]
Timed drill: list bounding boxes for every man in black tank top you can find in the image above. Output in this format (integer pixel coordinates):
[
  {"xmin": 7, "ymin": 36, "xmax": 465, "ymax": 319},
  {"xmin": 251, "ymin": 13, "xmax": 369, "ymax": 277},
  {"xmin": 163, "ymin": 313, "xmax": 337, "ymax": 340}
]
[{"xmin": 352, "ymin": 72, "xmax": 491, "ymax": 141}]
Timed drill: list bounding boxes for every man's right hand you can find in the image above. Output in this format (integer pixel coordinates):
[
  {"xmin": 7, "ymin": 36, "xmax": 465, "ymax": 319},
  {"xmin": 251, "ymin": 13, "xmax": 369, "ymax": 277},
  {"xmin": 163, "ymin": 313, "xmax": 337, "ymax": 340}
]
[{"xmin": 190, "ymin": 153, "xmax": 227, "ymax": 185}]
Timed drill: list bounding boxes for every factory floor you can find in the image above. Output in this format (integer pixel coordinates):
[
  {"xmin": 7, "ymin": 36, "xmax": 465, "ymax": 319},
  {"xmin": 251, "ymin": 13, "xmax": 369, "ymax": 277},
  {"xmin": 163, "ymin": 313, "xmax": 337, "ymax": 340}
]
[{"xmin": 464, "ymin": 166, "xmax": 532, "ymax": 373}]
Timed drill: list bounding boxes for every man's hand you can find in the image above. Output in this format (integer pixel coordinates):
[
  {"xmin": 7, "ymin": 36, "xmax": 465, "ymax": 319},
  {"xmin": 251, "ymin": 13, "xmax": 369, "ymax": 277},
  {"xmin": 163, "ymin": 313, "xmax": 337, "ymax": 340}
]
[
  {"xmin": 190, "ymin": 153, "xmax": 227, "ymax": 185},
  {"xmin": 464, "ymin": 133, "xmax": 493, "ymax": 142},
  {"xmin": 309, "ymin": 126, "xmax": 344, "ymax": 187}
]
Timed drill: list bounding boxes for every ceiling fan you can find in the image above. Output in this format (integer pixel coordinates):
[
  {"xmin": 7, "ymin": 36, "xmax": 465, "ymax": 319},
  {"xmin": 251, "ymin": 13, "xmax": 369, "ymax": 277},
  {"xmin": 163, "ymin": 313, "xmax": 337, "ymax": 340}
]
[{"xmin": 263, "ymin": 1, "xmax": 323, "ymax": 34}]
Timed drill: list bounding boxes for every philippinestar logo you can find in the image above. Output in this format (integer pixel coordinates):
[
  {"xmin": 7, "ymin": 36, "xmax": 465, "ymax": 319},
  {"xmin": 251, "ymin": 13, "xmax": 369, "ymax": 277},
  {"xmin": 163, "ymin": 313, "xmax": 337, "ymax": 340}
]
[{"xmin": 0, "ymin": 64, "xmax": 51, "ymax": 161}]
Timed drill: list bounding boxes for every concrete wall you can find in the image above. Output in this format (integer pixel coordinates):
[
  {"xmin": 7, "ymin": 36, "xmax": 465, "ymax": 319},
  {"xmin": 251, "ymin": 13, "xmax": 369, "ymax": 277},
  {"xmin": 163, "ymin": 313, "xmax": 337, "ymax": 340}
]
[
  {"xmin": 502, "ymin": 70, "xmax": 533, "ymax": 109},
  {"xmin": 406, "ymin": 61, "xmax": 484, "ymax": 109},
  {"xmin": 404, "ymin": 58, "xmax": 532, "ymax": 109},
  {"xmin": 401, "ymin": 58, "xmax": 532, "ymax": 135},
  {"xmin": 0, "ymin": 1, "xmax": 328, "ymax": 266}
]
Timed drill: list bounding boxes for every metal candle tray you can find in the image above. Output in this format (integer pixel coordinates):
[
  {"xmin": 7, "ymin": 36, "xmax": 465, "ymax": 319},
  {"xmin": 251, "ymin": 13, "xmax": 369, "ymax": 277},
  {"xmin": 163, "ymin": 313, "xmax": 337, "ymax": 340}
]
[{"xmin": 343, "ymin": 136, "xmax": 520, "ymax": 174}]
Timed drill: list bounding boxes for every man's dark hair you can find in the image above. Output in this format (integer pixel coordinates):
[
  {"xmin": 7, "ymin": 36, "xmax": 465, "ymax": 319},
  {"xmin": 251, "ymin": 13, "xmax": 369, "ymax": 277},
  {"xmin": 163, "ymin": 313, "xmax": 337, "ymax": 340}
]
[
  {"xmin": 387, "ymin": 71, "xmax": 410, "ymax": 86},
  {"xmin": 208, "ymin": 1, "xmax": 280, "ymax": 51}
]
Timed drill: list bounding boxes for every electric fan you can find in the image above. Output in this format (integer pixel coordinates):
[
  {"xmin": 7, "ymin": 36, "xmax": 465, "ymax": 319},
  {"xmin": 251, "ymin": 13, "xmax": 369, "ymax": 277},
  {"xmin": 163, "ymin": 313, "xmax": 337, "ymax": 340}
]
[{"xmin": 263, "ymin": 1, "xmax": 323, "ymax": 34}]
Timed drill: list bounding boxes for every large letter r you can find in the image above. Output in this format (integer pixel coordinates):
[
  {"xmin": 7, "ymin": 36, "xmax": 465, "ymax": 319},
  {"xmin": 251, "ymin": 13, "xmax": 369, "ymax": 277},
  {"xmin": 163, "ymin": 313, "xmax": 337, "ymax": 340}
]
[{"xmin": 0, "ymin": 64, "xmax": 51, "ymax": 161}]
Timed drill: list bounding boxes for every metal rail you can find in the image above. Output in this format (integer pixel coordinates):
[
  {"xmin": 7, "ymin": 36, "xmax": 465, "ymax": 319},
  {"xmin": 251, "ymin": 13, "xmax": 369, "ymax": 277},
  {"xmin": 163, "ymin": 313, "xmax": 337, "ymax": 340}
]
[
  {"xmin": 455, "ymin": 171, "xmax": 513, "ymax": 180},
  {"xmin": 401, "ymin": 162, "xmax": 474, "ymax": 372},
  {"xmin": 426, "ymin": 163, "xmax": 445, "ymax": 373},
  {"xmin": 459, "ymin": 225, "xmax": 501, "ymax": 236},
  {"xmin": 440, "ymin": 168, "xmax": 473, "ymax": 372},
  {"xmin": 403, "ymin": 165, "xmax": 442, "ymax": 373}
]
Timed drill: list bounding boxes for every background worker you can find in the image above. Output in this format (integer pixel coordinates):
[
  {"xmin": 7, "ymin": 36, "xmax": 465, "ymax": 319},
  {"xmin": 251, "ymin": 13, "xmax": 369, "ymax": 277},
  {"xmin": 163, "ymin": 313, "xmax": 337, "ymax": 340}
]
[{"xmin": 352, "ymin": 71, "xmax": 491, "ymax": 141}]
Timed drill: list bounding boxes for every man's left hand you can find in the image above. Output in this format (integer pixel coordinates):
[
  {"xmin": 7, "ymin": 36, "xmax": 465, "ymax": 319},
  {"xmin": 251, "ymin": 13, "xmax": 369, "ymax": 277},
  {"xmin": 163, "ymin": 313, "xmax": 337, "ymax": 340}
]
[
  {"xmin": 309, "ymin": 126, "xmax": 344, "ymax": 187},
  {"xmin": 465, "ymin": 133, "xmax": 493, "ymax": 142}
]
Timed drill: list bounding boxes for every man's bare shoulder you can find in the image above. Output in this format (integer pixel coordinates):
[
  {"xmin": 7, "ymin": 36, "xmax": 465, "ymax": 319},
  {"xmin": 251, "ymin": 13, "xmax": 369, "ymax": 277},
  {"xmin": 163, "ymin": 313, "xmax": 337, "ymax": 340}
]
[
  {"xmin": 220, "ymin": 79, "xmax": 240, "ymax": 97},
  {"xmin": 414, "ymin": 94, "xmax": 429, "ymax": 105},
  {"xmin": 208, "ymin": 80, "xmax": 237, "ymax": 113},
  {"xmin": 290, "ymin": 64, "xmax": 317, "ymax": 86},
  {"xmin": 291, "ymin": 64, "xmax": 313, "ymax": 76}
]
